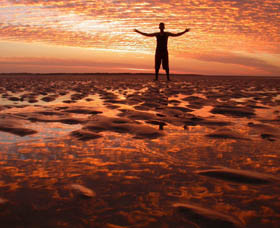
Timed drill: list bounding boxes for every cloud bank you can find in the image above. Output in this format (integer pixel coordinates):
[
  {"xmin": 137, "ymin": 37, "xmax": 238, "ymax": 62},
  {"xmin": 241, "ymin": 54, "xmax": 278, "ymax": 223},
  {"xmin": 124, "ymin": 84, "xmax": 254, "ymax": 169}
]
[{"xmin": 0, "ymin": 0, "xmax": 279, "ymax": 74}]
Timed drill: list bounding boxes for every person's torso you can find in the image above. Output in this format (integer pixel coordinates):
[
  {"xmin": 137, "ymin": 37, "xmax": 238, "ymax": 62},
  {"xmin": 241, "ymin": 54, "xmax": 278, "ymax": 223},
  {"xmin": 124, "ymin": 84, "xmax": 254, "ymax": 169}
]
[{"xmin": 156, "ymin": 32, "xmax": 168, "ymax": 52}]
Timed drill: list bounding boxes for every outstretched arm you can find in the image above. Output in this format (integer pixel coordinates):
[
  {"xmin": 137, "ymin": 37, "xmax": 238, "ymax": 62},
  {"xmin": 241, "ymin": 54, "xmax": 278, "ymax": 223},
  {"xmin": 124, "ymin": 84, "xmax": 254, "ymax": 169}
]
[
  {"xmin": 168, "ymin": 28, "xmax": 190, "ymax": 37},
  {"xmin": 134, "ymin": 29, "xmax": 157, "ymax": 37}
]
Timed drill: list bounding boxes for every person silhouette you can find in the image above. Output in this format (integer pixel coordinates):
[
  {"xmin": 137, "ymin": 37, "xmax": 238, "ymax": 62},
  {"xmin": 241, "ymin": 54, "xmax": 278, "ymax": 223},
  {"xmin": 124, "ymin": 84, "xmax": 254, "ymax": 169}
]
[{"xmin": 135, "ymin": 23, "xmax": 190, "ymax": 81}]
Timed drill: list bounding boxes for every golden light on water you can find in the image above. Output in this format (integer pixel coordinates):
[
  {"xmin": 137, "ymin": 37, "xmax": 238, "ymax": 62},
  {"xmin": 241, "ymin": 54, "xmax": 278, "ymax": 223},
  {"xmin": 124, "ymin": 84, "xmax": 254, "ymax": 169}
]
[{"xmin": 0, "ymin": 75, "xmax": 280, "ymax": 227}]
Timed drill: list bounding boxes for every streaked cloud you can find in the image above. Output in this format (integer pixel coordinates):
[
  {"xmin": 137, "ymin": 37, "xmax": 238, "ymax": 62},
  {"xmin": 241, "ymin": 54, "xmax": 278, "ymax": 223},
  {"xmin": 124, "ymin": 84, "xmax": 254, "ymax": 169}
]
[
  {"xmin": 188, "ymin": 52, "xmax": 280, "ymax": 74},
  {"xmin": 0, "ymin": 56, "xmax": 145, "ymax": 68},
  {"xmin": 0, "ymin": 0, "xmax": 279, "ymax": 75}
]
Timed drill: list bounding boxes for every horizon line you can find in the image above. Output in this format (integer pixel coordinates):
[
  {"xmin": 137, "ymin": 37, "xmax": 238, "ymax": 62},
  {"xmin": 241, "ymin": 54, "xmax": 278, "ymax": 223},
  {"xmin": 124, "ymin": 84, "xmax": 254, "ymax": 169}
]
[{"xmin": 0, "ymin": 72, "xmax": 279, "ymax": 78}]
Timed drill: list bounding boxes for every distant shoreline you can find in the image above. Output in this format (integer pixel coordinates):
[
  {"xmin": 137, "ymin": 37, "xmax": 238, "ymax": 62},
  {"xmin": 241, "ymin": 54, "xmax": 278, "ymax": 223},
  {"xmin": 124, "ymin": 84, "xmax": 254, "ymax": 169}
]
[
  {"xmin": 0, "ymin": 73, "xmax": 279, "ymax": 78},
  {"xmin": 0, "ymin": 72, "xmax": 202, "ymax": 76}
]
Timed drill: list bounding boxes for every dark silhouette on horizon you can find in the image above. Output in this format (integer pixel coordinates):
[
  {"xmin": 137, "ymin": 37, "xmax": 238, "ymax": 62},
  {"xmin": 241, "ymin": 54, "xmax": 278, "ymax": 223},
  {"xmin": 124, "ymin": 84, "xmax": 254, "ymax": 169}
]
[{"xmin": 135, "ymin": 23, "xmax": 190, "ymax": 81}]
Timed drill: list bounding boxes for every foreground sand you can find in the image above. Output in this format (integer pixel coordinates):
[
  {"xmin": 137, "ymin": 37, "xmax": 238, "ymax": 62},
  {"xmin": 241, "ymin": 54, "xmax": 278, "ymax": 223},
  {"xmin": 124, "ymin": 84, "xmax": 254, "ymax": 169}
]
[{"xmin": 0, "ymin": 74, "xmax": 280, "ymax": 227}]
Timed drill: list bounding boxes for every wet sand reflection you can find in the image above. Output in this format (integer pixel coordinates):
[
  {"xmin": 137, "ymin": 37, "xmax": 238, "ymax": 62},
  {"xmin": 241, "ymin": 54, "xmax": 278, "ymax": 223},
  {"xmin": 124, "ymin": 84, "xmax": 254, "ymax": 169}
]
[{"xmin": 0, "ymin": 74, "xmax": 280, "ymax": 227}]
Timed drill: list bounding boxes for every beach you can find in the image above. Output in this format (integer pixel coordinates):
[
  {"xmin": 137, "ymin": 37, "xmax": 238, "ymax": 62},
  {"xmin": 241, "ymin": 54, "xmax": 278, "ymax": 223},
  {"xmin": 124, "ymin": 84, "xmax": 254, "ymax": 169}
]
[{"xmin": 0, "ymin": 74, "xmax": 279, "ymax": 227}]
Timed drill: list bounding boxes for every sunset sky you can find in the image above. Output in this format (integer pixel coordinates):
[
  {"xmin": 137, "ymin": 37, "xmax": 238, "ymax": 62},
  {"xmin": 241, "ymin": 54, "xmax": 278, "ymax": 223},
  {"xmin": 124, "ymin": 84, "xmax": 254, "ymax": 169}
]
[{"xmin": 0, "ymin": 0, "xmax": 279, "ymax": 76}]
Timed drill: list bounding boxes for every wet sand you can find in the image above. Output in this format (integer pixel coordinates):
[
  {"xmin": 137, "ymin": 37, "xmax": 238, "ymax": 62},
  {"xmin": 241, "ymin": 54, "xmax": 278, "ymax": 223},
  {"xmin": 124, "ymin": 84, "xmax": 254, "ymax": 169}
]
[{"xmin": 0, "ymin": 74, "xmax": 280, "ymax": 227}]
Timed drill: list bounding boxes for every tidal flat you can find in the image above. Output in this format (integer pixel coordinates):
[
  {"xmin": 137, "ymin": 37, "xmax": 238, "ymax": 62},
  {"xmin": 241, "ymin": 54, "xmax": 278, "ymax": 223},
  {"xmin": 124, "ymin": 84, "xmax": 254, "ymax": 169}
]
[{"xmin": 0, "ymin": 74, "xmax": 279, "ymax": 227}]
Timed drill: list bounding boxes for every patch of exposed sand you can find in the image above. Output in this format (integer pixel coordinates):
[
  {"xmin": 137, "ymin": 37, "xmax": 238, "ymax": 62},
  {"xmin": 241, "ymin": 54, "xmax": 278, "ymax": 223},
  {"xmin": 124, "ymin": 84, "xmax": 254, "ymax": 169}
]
[{"xmin": 0, "ymin": 74, "xmax": 280, "ymax": 227}]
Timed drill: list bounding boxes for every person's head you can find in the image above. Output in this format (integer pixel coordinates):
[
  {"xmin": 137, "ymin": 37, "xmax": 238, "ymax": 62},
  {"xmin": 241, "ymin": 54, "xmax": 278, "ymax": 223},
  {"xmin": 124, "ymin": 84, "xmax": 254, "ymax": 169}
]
[{"xmin": 159, "ymin": 22, "xmax": 165, "ymax": 31}]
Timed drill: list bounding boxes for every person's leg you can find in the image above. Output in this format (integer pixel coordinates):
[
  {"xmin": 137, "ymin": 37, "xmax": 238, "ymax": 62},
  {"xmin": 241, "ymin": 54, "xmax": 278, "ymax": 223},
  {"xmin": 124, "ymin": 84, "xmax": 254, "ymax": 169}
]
[
  {"xmin": 163, "ymin": 52, "xmax": 170, "ymax": 81},
  {"xmin": 155, "ymin": 53, "xmax": 161, "ymax": 80},
  {"xmin": 155, "ymin": 68, "xmax": 159, "ymax": 80},
  {"xmin": 165, "ymin": 68, "xmax": 170, "ymax": 81}
]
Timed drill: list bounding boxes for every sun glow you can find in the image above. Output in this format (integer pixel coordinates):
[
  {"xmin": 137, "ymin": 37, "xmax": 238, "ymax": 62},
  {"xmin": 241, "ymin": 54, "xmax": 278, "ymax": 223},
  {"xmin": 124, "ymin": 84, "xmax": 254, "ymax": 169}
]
[{"xmin": 0, "ymin": 0, "xmax": 279, "ymax": 75}]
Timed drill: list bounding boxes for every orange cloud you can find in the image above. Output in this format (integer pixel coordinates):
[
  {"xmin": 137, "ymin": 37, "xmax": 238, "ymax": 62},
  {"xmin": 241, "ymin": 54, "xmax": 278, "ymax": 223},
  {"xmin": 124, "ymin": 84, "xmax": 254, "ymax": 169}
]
[
  {"xmin": 187, "ymin": 52, "xmax": 280, "ymax": 74},
  {"xmin": 0, "ymin": 0, "xmax": 279, "ymax": 75}
]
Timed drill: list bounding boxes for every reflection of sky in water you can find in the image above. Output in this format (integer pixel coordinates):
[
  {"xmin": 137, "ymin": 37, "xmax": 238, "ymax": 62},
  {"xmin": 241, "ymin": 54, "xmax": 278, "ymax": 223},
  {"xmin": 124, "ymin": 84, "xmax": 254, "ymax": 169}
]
[
  {"xmin": 0, "ymin": 76, "xmax": 280, "ymax": 227},
  {"xmin": 0, "ymin": 121, "xmax": 81, "ymax": 143}
]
